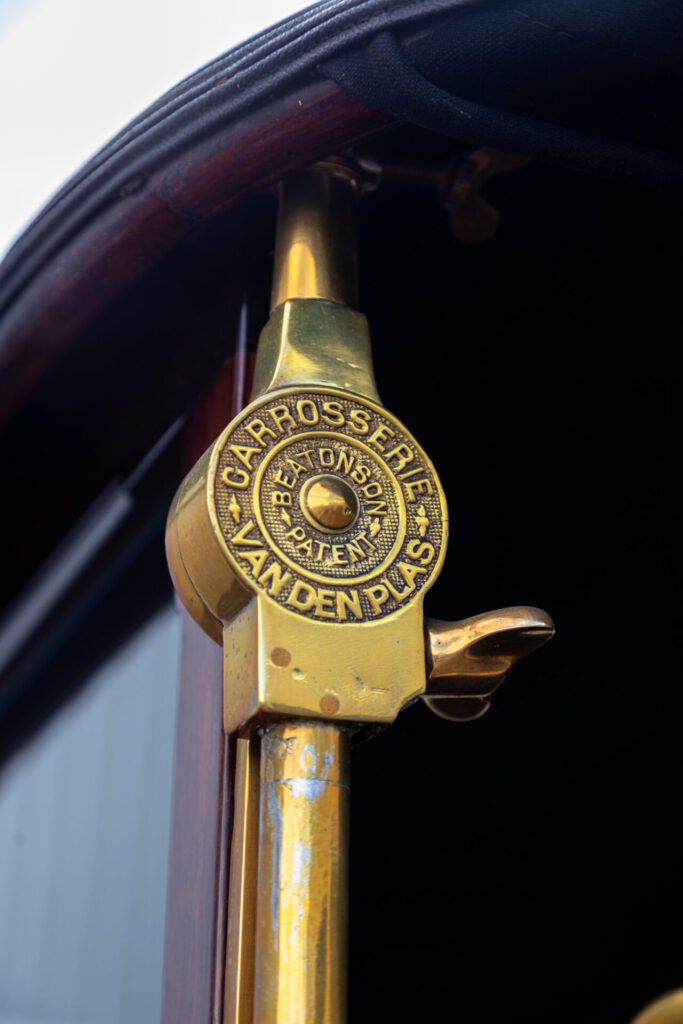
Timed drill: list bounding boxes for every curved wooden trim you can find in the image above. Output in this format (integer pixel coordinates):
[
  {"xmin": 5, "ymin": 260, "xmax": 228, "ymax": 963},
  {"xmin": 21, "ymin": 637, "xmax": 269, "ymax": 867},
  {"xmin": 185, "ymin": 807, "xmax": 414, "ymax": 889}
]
[
  {"xmin": 161, "ymin": 337, "xmax": 253, "ymax": 1024},
  {"xmin": 0, "ymin": 81, "xmax": 393, "ymax": 432}
]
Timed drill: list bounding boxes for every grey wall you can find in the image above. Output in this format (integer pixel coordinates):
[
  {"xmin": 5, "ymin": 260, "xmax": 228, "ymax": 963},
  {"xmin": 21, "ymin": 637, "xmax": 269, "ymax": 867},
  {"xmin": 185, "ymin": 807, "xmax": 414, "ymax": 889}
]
[{"xmin": 0, "ymin": 606, "xmax": 180, "ymax": 1024}]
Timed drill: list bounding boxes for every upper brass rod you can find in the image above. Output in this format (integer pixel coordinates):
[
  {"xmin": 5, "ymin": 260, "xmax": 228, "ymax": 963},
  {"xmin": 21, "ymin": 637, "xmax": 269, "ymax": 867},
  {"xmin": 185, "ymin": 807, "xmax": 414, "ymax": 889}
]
[
  {"xmin": 270, "ymin": 162, "xmax": 360, "ymax": 312},
  {"xmin": 253, "ymin": 719, "xmax": 350, "ymax": 1024}
]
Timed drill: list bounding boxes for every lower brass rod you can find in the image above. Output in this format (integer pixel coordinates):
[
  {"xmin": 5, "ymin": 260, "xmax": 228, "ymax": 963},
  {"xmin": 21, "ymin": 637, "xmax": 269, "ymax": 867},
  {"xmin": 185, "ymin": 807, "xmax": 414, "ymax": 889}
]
[
  {"xmin": 225, "ymin": 736, "xmax": 261, "ymax": 1024},
  {"xmin": 253, "ymin": 719, "xmax": 350, "ymax": 1024}
]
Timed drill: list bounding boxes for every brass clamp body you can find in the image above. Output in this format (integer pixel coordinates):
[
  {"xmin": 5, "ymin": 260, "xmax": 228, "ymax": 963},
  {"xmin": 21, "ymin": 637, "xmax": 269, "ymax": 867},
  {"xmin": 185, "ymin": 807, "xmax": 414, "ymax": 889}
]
[{"xmin": 165, "ymin": 160, "xmax": 555, "ymax": 1024}]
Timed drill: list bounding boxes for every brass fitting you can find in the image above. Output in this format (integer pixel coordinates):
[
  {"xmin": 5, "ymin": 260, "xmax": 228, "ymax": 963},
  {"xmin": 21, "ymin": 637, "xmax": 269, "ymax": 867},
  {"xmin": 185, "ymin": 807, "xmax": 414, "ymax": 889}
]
[{"xmin": 166, "ymin": 159, "xmax": 554, "ymax": 734}]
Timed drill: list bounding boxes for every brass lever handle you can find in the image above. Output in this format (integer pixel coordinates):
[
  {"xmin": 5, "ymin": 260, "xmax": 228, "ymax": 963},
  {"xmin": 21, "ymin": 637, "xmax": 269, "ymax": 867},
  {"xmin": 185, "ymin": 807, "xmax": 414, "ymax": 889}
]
[{"xmin": 424, "ymin": 606, "xmax": 555, "ymax": 721}]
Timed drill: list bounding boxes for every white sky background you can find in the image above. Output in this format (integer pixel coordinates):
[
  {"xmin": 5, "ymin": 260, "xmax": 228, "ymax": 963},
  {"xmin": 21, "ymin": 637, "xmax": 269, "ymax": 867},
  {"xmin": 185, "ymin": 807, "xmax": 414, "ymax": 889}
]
[{"xmin": 0, "ymin": 0, "xmax": 308, "ymax": 258}]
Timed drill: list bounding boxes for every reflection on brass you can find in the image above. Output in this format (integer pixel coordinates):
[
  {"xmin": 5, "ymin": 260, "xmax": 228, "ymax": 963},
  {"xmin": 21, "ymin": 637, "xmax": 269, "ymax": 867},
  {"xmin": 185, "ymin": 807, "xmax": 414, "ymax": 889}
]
[
  {"xmin": 253, "ymin": 721, "xmax": 349, "ymax": 1024},
  {"xmin": 169, "ymin": 381, "xmax": 448, "ymax": 731},
  {"xmin": 632, "ymin": 992, "xmax": 683, "ymax": 1024},
  {"xmin": 300, "ymin": 474, "xmax": 359, "ymax": 532},
  {"xmin": 249, "ymin": 298, "xmax": 381, "ymax": 403},
  {"xmin": 424, "ymin": 607, "xmax": 555, "ymax": 721},
  {"xmin": 224, "ymin": 736, "xmax": 260, "ymax": 1024},
  {"xmin": 165, "ymin": 159, "xmax": 555, "ymax": 1024},
  {"xmin": 271, "ymin": 160, "xmax": 361, "ymax": 311}
]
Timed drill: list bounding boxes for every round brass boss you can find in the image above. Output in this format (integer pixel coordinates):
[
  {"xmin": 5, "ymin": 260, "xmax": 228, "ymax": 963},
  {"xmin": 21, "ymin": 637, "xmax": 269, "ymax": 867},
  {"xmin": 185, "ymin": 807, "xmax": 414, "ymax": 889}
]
[{"xmin": 300, "ymin": 475, "xmax": 359, "ymax": 533}]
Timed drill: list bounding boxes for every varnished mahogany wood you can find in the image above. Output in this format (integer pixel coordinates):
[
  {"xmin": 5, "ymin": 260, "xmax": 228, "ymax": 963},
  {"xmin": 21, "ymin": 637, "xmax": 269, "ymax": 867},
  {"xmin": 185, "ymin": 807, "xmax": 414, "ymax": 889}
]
[
  {"xmin": 0, "ymin": 79, "xmax": 391, "ymax": 623},
  {"xmin": 161, "ymin": 609, "xmax": 228, "ymax": 1024},
  {"xmin": 0, "ymin": 81, "xmax": 392, "ymax": 432},
  {"xmin": 161, "ymin": 338, "xmax": 252, "ymax": 1023}
]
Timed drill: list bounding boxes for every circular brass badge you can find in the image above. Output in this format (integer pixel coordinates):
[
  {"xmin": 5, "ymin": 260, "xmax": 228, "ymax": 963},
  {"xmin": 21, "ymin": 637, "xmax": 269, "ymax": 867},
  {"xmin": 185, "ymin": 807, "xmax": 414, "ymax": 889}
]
[{"xmin": 210, "ymin": 389, "xmax": 447, "ymax": 623}]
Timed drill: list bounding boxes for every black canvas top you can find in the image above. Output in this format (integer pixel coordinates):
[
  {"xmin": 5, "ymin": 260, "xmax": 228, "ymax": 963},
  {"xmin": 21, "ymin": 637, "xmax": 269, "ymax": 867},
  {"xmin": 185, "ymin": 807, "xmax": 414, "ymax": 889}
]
[{"xmin": 1, "ymin": 0, "xmax": 681, "ymax": 318}]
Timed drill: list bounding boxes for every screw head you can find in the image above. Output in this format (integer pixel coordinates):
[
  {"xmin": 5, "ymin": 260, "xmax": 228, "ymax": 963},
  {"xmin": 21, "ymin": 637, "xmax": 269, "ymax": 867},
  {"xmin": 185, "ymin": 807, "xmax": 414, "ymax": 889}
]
[{"xmin": 301, "ymin": 475, "xmax": 359, "ymax": 532}]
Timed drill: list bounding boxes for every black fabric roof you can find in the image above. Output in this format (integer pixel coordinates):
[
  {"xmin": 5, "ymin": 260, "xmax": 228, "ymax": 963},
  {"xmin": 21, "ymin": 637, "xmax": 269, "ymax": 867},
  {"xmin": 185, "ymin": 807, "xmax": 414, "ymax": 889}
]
[
  {"xmin": 323, "ymin": 2, "xmax": 683, "ymax": 194},
  {"xmin": 0, "ymin": 0, "xmax": 681, "ymax": 318}
]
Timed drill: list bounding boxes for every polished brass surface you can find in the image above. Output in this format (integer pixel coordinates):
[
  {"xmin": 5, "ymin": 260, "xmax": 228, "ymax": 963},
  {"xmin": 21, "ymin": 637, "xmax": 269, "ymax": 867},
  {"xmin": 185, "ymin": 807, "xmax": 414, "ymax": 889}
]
[
  {"xmin": 253, "ymin": 720, "xmax": 349, "ymax": 1024},
  {"xmin": 249, "ymin": 299, "xmax": 381, "ymax": 403},
  {"xmin": 165, "ymin": 159, "xmax": 555, "ymax": 1024},
  {"xmin": 424, "ymin": 607, "xmax": 555, "ymax": 721},
  {"xmin": 168, "ymin": 382, "xmax": 448, "ymax": 732},
  {"xmin": 300, "ymin": 475, "xmax": 359, "ymax": 532},
  {"xmin": 271, "ymin": 161, "xmax": 360, "ymax": 312},
  {"xmin": 632, "ymin": 992, "xmax": 683, "ymax": 1024},
  {"xmin": 225, "ymin": 736, "xmax": 260, "ymax": 1024}
]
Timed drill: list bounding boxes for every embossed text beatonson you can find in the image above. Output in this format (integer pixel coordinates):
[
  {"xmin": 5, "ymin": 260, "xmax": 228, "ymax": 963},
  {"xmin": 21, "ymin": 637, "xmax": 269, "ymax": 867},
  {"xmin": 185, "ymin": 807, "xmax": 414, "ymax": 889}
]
[{"xmin": 211, "ymin": 390, "xmax": 446, "ymax": 622}]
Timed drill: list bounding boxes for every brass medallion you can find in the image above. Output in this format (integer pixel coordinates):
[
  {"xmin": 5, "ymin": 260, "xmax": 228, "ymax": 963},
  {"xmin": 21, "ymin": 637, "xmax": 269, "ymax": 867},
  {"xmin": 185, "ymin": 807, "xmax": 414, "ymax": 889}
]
[{"xmin": 210, "ymin": 388, "xmax": 447, "ymax": 623}]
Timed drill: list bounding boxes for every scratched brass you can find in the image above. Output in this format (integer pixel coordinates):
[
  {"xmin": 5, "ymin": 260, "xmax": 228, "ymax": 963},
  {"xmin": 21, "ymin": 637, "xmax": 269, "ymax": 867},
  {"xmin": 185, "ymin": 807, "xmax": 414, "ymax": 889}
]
[
  {"xmin": 253, "ymin": 721, "xmax": 349, "ymax": 1024},
  {"xmin": 166, "ymin": 158, "xmax": 555, "ymax": 1024},
  {"xmin": 249, "ymin": 298, "xmax": 381, "ymax": 403},
  {"xmin": 168, "ymin": 382, "xmax": 448, "ymax": 730}
]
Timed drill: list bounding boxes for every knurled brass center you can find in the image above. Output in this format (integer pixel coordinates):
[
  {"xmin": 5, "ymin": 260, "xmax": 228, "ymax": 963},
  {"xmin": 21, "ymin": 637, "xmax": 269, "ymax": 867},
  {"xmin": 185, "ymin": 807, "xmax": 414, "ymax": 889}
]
[{"xmin": 300, "ymin": 475, "xmax": 359, "ymax": 533}]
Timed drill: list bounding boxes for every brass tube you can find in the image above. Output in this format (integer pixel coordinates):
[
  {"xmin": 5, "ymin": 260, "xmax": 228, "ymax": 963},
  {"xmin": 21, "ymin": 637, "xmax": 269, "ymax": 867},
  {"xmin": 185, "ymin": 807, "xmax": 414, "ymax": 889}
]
[
  {"xmin": 631, "ymin": 992, "xmax": 683, "ymax": 1024},
  {"xmin": 270, "ymin": 162, "xmax": 360, "ymax": 311},
  {"xmin": 225, "ymin": 736, "xmax": 260, "ymax": 1024},
  {"xmin": 253, "ymin": 720, "xmax": 350, "ymax": 1024}
]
